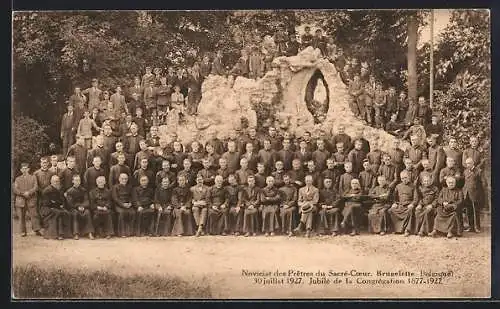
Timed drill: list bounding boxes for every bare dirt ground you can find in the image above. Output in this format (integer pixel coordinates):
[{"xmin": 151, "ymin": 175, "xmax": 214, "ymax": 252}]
[{"xmin": 12, "ymin": 223, "xmax": 490, "ymax": 299}]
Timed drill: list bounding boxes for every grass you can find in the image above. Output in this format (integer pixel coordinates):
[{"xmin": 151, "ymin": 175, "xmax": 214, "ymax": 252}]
[{"xmin": 12, "ymin": 265, "xmax": 212, "ymax": 299}]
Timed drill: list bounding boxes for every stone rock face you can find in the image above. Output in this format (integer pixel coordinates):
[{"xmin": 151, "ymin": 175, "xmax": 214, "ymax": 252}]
[{"xmin": 163, "ymin": 46, "xmax": 409, "ymax": 152}]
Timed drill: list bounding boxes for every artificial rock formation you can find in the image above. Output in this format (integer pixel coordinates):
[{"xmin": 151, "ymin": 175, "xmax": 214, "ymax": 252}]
[{"xmin": 160, "ymin": 46, "xmax": 409, "ymax": 152}]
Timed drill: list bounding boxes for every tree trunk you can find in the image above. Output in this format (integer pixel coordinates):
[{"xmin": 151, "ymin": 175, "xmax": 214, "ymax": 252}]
[{"xmin": 407, "ymin": 13, "xmax": 418, "ymax": 104}]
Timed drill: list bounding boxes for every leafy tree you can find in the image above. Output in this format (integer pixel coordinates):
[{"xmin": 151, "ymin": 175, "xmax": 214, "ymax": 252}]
[{"xmin": 12, "ymin": 116, "xmax": 50, "ymax": 171}]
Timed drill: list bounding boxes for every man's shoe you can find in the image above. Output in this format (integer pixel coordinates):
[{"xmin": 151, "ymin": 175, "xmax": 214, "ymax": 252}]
[
  {"xmin": 195, "ymin": 230, "xmax": 201, "ymax": 237},
  {"xmin": 288, "ymin": 232, "xmax": 293, "ymax": 237},
  {"xmin": 89, "ymin": 233, "xmax": 95, "ymax": 240},
  {"xmin": 429, "ymin": 230, "xmax": 437, "ymax": 237},
  {"xmin": 221, "ymin": 232, "xmax": 227, "ymax": 236},
  {"xmin": 474, "ymin": 229, "xmax": 481, "ymax": 233},
  {"xmin": 106, "ymin": 235, "xmax": 111, "ymax": 239},
  {"xmin": 404, "ymin": 231, "xmax": 410, "ymax": 237},
  {"xmin": 35, "ymin": 230, "xmax": 43, "ymax": 236},
  {"xmin": 73, "ymin": 234, "xmax": 79, "ymax": 240},
  {"xmin": 270, "ymin": 232, "xmax": 275, "ymax": 236},
  {"xmin": 235, "ymin": 232, "xmax": 240, "ymax": 236},
  {"xmin": 21, "ymin": 232, "xmax": 27, "ymax": 237},
  {"xmin": 305, "ymin": 231, "xmax": 311, "ymax": 238},
  {"xmin": 418, "ymin": 232, "xmax": 424, "ymax": 237},
  {"xmin": 252, "ymin": 233, "xmax": 257, "ymax": 236},
  {"xmin": 331, "ymin": 231, "xmax": 337, "ymax": 237},
  {"xmin": 446, "ymin": 232, "xmax": 454, "ymax": 238},
  {"xmin": 379, "ymin": 231, "xmax": 385, "ymax": 236},
  {"xmin": 264, "ymin": 232, "xmax": 270, "ymax": 237},
  {"xmin": 349, "ymin": 231, "xmax": 356, "ymax": 236},
  {"xmin": 244, "ymin": 232, "xmax": 250, "ymax": 237},
  {"xmin": 57, "ymin": 236, "xmax": 64, "ymax": 240}
]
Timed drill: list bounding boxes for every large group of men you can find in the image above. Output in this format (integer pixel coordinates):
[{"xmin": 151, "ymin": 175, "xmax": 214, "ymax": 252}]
[
  {"xmin": 12, "ymin": 26, "xmax": 489, "ymax": 241},
  {"xmin": 14, "ymin": 109, "xmax": 487, "ymax": 240}
]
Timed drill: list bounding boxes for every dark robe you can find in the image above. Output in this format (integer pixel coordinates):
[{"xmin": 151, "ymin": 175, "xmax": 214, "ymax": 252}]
[
  {"xmin": 40, "ymin": 185, "xmax": 71, "ymax": 239},
  {"xmin": 239, "ymin": 185, "xmax": 261, "ymax": 234},
  {"xmin": 84, "ymin": 167, "xmax": 106, "ymax": 191},
  {"xmin": 368, "ymin": 185, "xmax": 391, "ymax": 234},
  {"xmin": 155, "ymin": 186, "xmax": 173, "ymax": 236},
  {"xmin": 132, "ymin": 186, "xmax": 156, "ymax": 235},
  {"xmin": 341, "ymin": 187, "xmax": 365, "ymax": 233},
  {"xmin": 89, "ymin": 187, "xmax": 114, "ymax": 237},
  {"xmin": 207, "ymin": 186, "xmax": 229, "ymax": 235},
  {"xmin": 279, "ymin": 184, "xmax": 298, "ymax": 234},
  {"xmin": 317, "ymin": 187, "xmax": 342, "ymax": 234},
  {"xmin": 434, "ymin": 187, "xmax": 464, "ymax": 235},
  {"xmin": 389, "ymin": 183, "xmax": 418, "ymax": 234},
  {"xmin": 226, "ymin": 184, "xmax": 243, "ymax": 233},
  {"xmin": 415, "ymin": 185, "xmax": 438, "ymax": 235},
  {"xmin": 109, "ymin": 164, "xmax": 132, "ymax": 187},
  {"xmin": 112, "ymin": 183, "xmax": 136, "ymax": 236},
  {"xmin": 171, "ymin": 186, "xmax": 195, "ymax": 236},
  {"xmin": 259, "ymin": 185, "xmax": 281, "ymax": 233},
  {"xmin": 65, "ymin": 185, "xmax": 94, "ymax": 236}
]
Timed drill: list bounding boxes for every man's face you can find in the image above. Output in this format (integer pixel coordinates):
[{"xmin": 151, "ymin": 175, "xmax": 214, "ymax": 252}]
[
  {"xmin": 183, "ymin": 160, "xmax": 191, "ymax": 170},
  {"xmin": 178, "ymin": 176, "xmax": 186, "ymax": 187},
  {"xmin": 141, "ymin": 159, "xmax": 148, "ymax": 169},
  {"xmin": 116, "ymin": 142, "xmax": 124, "ymax": 152},
  {"xmin": 345, "ymin": 163, "xmax": 352, "ymax": 172},
  {"xmin": 119, "ymin": 174, "xmax": 128, "ymax": 185},
  {"xmin": 93, "ymin": 157, "xmax": 102, "ymax": 168},
  {"xmin": 383, "ymin": 156, "xmax": 391, "ymax": 165},
  {"xmin": 219, "ymin": 159, "xmax": 227, "ymax": 169},
  {"xmin": 307, "ymin": 161, "xmax": 315, "ymax": 171},
  {"xmin": 246, "ymin": 143, "xmax": 253, "ymax": 153},
  {"xmin": 404, "ymin": 159, "xmax": 412, "ymax": 169},
  {"xmin": 283, "ymin": 140, "xmax": 290, "ymax": 150},
  {"xmin": 422, "ymin": 177, "xmax": 431, "ymax": 187},
  {"xmin": 173, "ymin": 142, "xmax": 182, "ymax": 152},
  {"xmin": 427, "ymin": 138, "xmax": 436, "ymax": 147},
  {"xmin": 338, "ymin": 126, "xmax": 345, "ymax": 134},
  {"xmin": 104, "ymin": 126, "xmax": 112, "ymax": 136},
  {"xmin": 317, "ymin": 140, "xmax": 324, "ymax": 150},
  {"xmin": 336, "ymin": 144, "xmax": 344, "ymax": 153},
  {"xmin": 257, "ymin": 164, "xmax": 265, "ymax": 174},
  {"xmin": 363, "ymin": 161, "xmax": 370, "ymax": 171},
  {"xmin": 228, "ymin": 175, "xmax": 237, "ymax": 185},
  {"xmin": 449, "ymin": 139, "xmax": 458, "ymax": 149},
  {"xmin": 446, "ymin": 177, "xmax": 456, "ymax": 189},
  {"xmin": 20, "ymin": 166, "xmax": 29, "ymax": 174},
  {"xmin": 96, "ymin": 177, "xmax": 106, "ymax": 188},
  {"xmin": 118, "ymin": 155, "xmax": 126, "ymax": 165},
  {"xmin": 422, "ymin": 160, "xmax": 430, "ymax": 170},
  {"xmin": 276, "ymin": 161, "xmax": 284, "ymax": 171},
  {"xmin": 196, "ymin": 175, "xmax": 204, "ymax": 185},
  {"xmin": 292, "ymin": 160, "xmax": 301, "ymax": 170},
  {"xmin": 72, "ymin": 176, "xmax": 81, "ymax": 187},
  {"xmin": 67, "ymin": 158, "xmax": 75, "ymax": 169},
  {"xmin": 248, "ymin": 177, "xmax": 255, "ymax": 187},
  {"xmin": 465, "ymin": 159, "xmax": 474, "ymax": 170},
  {"xmin": 240, "ymin": 159, "xmax": 248, "ymax": 169},
  {"xmin": 354, "ymin": 141, "xmax": 362, "ymax": 150},
  {"xmin": 206, "ymin": 144, "xmax": 214, "ymax": 154},
  {"xmin": 470, "ymin": 137, "xmax": 479, "ymax": 148},
  {"xmin": 264, "ymin": 140, "xmax": 271, "ymax": 149},
  {"xmin": 77, "ymin": 137, "xmax": 85, "ymax": 146},
  {"xmin": 68, "ymin": 105, "xmax": 74, "ymax": 113},
  {"xmin": 269, "ymin": 128, "xmax": 276, "ymax": 136},
  {"xmin": 446, "ymin": 158, "xmax": 455, "ymax": 168},
  {"xmin": 249, "ymin": 128, "xmax": 257, "ymax": 138},
  {"xmin": 130, "ymin": 125, "xmax": 138, "ymax": 134},
  {"xmin": 431, "ymin": 116, "xmax": 438, "ymax": 125},
  {"xmin": 327, "ymin": 160, "xmax": 334, "ymax": 169},
  {"xmin": 202, "ymin": 160, "xmax": 210, "ymax": 169},
  {"xmin": 305, "ymin": 176, "xmax": 313, "ymax": 186},
  {"xmin": 401, "ymin": 174, "xmax": 410, "ymax": 184},
  {"xmin": 51, "ymin": 176, "xmax": 61, "ymax": 189},
  {"xmin": 140, "ymin": 176, "xmax": 149, "ymax": 187},
  {"xmin": 228, "ymin": 142, "xmax": 236, "ymax": 152},
  {"xmin": 378, "ymin": 177, "xmax": 387, "ymax": 187},
  {"xmin": 303, "ymin": 133, "xmax": 311, "ymax": 141},
  {"xmin": 50, "ymin": 156, "xmax": 58, "ymax": 167},
  {"xmin": 266, "ymin": 177, "xmax": 275, "ymax": 187},
  {"xmin": 324, "ymin": 178, "xmax": 332, "ymax": 189}
]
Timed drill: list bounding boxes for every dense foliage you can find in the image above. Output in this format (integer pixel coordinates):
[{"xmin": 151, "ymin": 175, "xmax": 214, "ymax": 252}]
[
  {"xmin": 13, "ymin": 10, "xmax": 490, "ymax": 151},
  {"xmin": 12, "ymin": 116, "xmax": 50, "ymax": 170}
]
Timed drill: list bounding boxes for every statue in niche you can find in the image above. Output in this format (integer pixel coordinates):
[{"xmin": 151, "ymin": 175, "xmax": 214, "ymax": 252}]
[{"xmin": 304, "ymin": 69, "xmax": 330, "ymax": 124}]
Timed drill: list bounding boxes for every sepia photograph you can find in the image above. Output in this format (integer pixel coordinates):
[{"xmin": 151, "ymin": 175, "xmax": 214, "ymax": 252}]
[{"xmin": 11, "ymin": 9, "xmax": 491, "ymax": 299}]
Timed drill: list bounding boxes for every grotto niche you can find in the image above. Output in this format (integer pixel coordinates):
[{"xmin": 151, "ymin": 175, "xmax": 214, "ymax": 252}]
[{"xmin": 304, "ymin": 69, "xmax": 330, "ymax": 124}]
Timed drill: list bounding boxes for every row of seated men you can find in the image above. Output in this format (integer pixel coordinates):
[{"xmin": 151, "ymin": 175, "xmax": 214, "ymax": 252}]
[{"xmin": 22, "ymin": 153, "xmax": 479, "ymax": 240}]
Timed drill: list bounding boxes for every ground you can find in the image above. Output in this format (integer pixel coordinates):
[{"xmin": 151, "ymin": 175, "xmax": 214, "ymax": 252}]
[{"xmin": 12, "ymin": 221, "xmax": 490, "ymax": 299}]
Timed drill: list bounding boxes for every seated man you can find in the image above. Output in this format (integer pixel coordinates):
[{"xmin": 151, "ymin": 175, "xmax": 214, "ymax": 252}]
[
  {"xmin": 389, "ymin": 170, "xmax": 419, "ymax": 236},
  {"xmin": 430, "ymin": 176, "xmax": 464, "ymax": 238},
  {"xmin": 260, "ymin": 176, "xmax": 281, "ymax": 236},
  {"xmin": 155, "ymin": 177, "xmax": 174, "ymax": 236},
  {"xmin": 191, "ymin": 174, "xmax": 209, "ymax": 237},
  {"xmin": 132, "ymin": 175, "xmax": 156, "ymax": 236},
  {"xmin": 226, "ymin": 175, "xmax": 243, "ymax": 235},
  {"xmin": 171, "ymin": 174, "xmax": 195, "ymax": 236},
  {"xmin": 239, "ymin": 175, "xmax": 261, "ymax": 236},
  {"xmin": 65, "ymin": 174, "xmax": 95, "ymax": 240},
  {"xmin": 294, "ymin": 175, "xmax": 319, "ymax": 237},
  {"xmin": 415, "ymin": 174, "xmax": 439, "ymax": 236},
  {"xmin": 367, "ymin": 175, "xmax": 391, "ymax": 235},
  {"xmin": 39, "ymin": 175, "xmax": 71, "ymax": 240},
  {"xmin": 279, "ymin": 174, "xmax": 298, "ymax": 237},
  {"xmin": 207, "ymin": 175, "xmax": 229, "ymax": 235},
  {"xmin": 112, "ymin": 173, "xmax": 136, "ymax": 237},
  {"xmin": 89, "ymin": 176, "xmax": 114, "ymax": 238},
  {"xmin": 341, "ymin": 178, "xmax": 365, "ymax": 236},
  {"xmin": 317, "ymin": 177, "xmax": 342, "ymax": 236}
]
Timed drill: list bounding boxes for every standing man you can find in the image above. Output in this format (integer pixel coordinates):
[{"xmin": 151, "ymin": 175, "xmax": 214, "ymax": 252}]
[
  {"xmin": 82, "ymin": 78, "xmax": 102, "ymax": 112},
  {"xmin": 13, "ymin": 163, "xmax": 38, "ymax": 236},
  {"xmin": 34, "ymin": 157, "xmax": 55, "ymax": 236},
  {"xmin": 61, "ymin": 104, "xmax": 77, "ymax": 156},
  {"xmin": 110, "ymin": 86, "xmax": 128, "ymax": 116},
  {"xmin": 67, "ymin": 135, "xmax": 88, "ymax": 177},
  {"xmin": 143, "ymin": 80, "xmax": 157, "ymax": 118}
]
